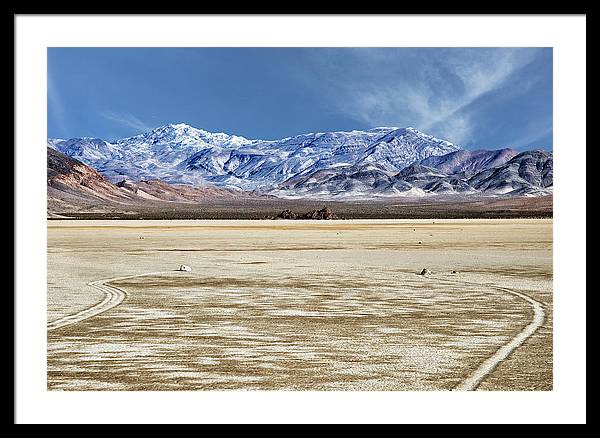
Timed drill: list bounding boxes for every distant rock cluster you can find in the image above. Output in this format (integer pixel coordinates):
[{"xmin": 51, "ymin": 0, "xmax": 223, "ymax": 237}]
[{"xmin": 270, "ymin": 207, "xmax": 338, "ymax": 220}]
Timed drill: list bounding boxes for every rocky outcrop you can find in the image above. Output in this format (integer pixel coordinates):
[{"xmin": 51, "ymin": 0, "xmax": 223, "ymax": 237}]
[
  {"xmin": 273, "ymin": 207, "xmax": 338, "ymax": 220},
  {"xmin": 116, "ymin": 179, "xmax": 139, "ymax": 194},
  {"xmin": 275, "ymin": 209, "xmax": 298, "ymax": 219},
  {"xmin": 301, "ymin": 207, "xmax": 337, "ymax": 220}
]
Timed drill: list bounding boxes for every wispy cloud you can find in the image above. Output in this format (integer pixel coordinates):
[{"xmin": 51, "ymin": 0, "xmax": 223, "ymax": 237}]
[
  {"xmin": 301, "ymin": 48, "xmax": 544, "ymax": 145},
  {"xmin": 100, "ymin": 110, "xmax": 152, "ymax": 133},
  {"xmin": 47, "ymin": 73, "xmax": 68, "ymax": 137}
]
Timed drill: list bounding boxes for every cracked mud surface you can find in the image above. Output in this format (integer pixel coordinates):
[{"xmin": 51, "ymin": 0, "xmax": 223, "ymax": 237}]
[{"xmin": 47, "ymin": 219, "xmax": 552, "ymax": 390}]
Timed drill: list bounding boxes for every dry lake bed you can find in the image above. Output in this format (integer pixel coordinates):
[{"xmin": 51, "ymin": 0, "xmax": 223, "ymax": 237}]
[{"xmin": 47, "ymin": 219, "xmax": 552, "ymax": 391}]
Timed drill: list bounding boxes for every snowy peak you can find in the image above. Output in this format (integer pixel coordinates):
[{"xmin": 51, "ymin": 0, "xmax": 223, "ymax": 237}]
[
  {"xmin": 48, "ymin": 123, "xmax": 461, "ymax": 191},
  {"xmin": 359, "ymin": 127, "xmax": 459, "ymax": 171},
  {"xmin": 44, "ymin": 123, "xmax": 552, "ymax": 199},
  {"xmin": 119, "ymin": 123, "xmax": 256, "ymax": 149}
]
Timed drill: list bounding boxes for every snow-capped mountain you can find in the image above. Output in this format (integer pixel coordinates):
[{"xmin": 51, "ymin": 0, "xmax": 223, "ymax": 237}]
[
  {"xmin": 47, "ymin": 146, "xmax": 260, "ymax": 215},
  {"xmin": 47, "ymin": 123, "xmax": 552, "ymax": 199},
  {"xmin": 270, "ymin": 150, "xmax": 553, "ymax": 199},
  {"xmin": 48, "ymin": 123, "xmax": 460, "ymax": 191},
  {"xmin": 418, "ymin": 148, "xmax": 518, "ymax": 177},
  {"xmin": 51, "ymin": 124, "xmax": 260, "ymax": 185},
  {"xmin": 50, "ymin": 137, "xmax": 122, "ymax": 163},
  {"xmin": 467, "ymin": 150, "xmax": 553, "ymax": 196}
]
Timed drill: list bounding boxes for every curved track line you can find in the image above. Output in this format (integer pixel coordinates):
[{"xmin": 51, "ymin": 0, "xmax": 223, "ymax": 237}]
[
  {"xmin": 47, "ymin": 271, "xmax": 168, "ymax": 331},
  {"xmin": 433, "ymin": 277, "xmax": 546, "ymax": 391},
  {"xmin": 48, "ymin": 270, "xmax": 545, "ymax": 390}
]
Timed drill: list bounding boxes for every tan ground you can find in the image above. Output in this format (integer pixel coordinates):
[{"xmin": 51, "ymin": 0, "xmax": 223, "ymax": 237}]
[{"xmin": 47, "ymin": 219, "xmax": 552, "ymax": 391}]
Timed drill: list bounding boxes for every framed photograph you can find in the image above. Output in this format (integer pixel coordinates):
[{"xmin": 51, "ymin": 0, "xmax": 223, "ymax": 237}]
[{"xmin": 15, "ymin": 14, "xmax": 586, "ymax": 424}]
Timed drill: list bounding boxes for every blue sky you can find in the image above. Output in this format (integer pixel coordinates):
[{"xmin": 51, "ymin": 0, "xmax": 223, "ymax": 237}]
[{"xmin": 48, "ymin": 47, "xmax": 552, "ymax": 150}]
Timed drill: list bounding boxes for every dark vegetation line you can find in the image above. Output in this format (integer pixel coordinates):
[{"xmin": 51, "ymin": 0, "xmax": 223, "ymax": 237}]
[{"xmin": 48, "ymin": 211, "xmax": 553, "ymax": 220}]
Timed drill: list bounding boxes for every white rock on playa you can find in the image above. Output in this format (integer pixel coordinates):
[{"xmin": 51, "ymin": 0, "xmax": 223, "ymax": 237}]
[{"xmin": 178, "ymin": 265, "xmax": 192, "ymax": 272}]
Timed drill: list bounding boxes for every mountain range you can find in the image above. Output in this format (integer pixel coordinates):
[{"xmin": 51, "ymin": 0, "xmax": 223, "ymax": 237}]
[
  {"xmin": 47, "ymin": 146, "xmax": 262, "ymax": 215},
  {"xmin": 48, "ymin": 123, "xmax": 553, "ymax": 200}
]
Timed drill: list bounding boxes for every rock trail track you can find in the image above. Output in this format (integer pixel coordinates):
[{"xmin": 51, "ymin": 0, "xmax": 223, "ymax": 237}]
[
  {"xmin": 47, "ymin": 271, "xmax": 546, "ymax": 390},
  {"xmin": 47, "ymin": 271, "xmax": 166, "ymax": 331},
  {"xmin": 431, "ymin": 276, "xmax": 546, "ymax": 391}
]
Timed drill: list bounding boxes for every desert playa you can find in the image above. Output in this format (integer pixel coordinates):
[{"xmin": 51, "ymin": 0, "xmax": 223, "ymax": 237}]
[{"xmin": 47, "ymin": 219, "xmax": 552, "ymax": 391}]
